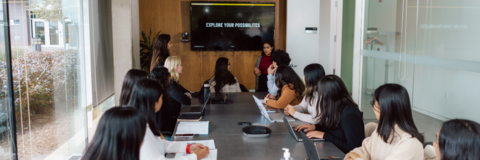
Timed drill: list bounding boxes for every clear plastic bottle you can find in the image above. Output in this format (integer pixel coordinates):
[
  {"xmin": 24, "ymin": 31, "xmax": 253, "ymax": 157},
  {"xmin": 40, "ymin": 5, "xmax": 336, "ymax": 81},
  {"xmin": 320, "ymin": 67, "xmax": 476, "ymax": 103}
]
[{"xmin": 280, "ymin": 148, "xmax": 294, "ymax": 160}]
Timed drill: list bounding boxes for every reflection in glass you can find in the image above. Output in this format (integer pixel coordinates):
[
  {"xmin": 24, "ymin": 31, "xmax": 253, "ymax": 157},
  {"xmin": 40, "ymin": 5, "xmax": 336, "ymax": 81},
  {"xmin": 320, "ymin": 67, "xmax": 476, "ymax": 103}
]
[
  {"xmin": 49, "ymin": 22, "xmax": 59, "ymax": 45},
  {"xmin": 34, "ymin": 21, "xmax": 45, "ymax": 45}
]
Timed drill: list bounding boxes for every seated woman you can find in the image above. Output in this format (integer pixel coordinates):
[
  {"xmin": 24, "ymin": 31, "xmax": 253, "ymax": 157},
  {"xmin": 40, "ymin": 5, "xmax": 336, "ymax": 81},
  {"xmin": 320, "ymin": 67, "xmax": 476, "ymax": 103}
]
[
  {"xmin": 128, "ymin": 79, "xmax": 209, "ymax": 160},
  {"xmin": 344, "ymin": 84, "xmax": 424, "ymax": 159},
  {"xmin": 424, "ymin": 119, "xmax": 480, "ymax": 160},
  {"xmin": 295, "ymin": 75, "xmax": 364, "ymax": 153},
  {"xmin": 284, "ymin": 63, "xmax": 325, "ymax": 124},
  {"xmin": 119, "ymin": 69, "xmax": 147, "ymax": 105},
  {"xmin": 82, "ymin": 107, "xmax": 147, "ymax": 160},
  {"xmin": 149, "ymin": 66, "xmax": 171, "ymax": 132},
  {"xmin": 150, "ymin": 64, "xmax": 190, "ymax": 134},
  {"xmin": 209, "ymin": 57, "xmax": 241, "ymax": 93},
  {"xmin": 264, "ymin": 66, "xmax": 304, "ymax": 109},
  {"xmin": 164, "ymin": 56, "xmax": 192, "ymax": 100}
]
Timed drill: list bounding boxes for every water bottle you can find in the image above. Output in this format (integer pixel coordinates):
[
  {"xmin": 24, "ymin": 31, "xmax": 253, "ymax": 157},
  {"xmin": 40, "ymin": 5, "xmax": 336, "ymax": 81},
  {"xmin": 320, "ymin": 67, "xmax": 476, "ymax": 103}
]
[
  {"xmin": 280, "ymin": 148, "xmax": 294, "ymax": 160},
  {"xmin": 204, "ymin": 83, "xmax": 210, "ymax": 102}
]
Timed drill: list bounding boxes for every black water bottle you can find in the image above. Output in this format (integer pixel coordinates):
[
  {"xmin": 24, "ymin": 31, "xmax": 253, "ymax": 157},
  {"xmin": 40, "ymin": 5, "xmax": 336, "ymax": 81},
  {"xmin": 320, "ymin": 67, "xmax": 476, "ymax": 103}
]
[{"xmin": 204, "ymin": 83, "xmax": 210, "ymax": 102}]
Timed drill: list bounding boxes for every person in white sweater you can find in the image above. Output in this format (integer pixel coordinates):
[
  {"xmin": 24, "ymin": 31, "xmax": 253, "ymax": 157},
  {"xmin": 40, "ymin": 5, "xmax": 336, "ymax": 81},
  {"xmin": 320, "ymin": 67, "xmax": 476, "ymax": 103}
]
[
  {"xmin": 284, "ymin": 63, "xmax": 325, "ymax": 124},
  {"xmin": 209, "ymin": 57, "xmax": 242, "ymax": 93},
  {"xmin": 345, "ymin": 84, "xmax": 425, "ymax": 160},
  {"xmin": 128, "ymin": 79, "xmax": 209, "ymax": 160}
]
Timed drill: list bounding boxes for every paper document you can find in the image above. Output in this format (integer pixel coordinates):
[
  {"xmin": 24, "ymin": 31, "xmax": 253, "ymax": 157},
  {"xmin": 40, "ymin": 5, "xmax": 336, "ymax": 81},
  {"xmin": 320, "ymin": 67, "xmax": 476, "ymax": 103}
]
[
  {"xmin": 174, "ymin": 139, "xmax": 217, "ymax": 160},
  {"xmin": 175, "ymin": 121, "xmax": 209, "ymax": 135},
  {"xmin": 175, "ymin": 149, "xmax": 217, "ymax": 160},
  {"xmin": 180, "ymin": 139, "xmax": 216, "ymax": 149}
]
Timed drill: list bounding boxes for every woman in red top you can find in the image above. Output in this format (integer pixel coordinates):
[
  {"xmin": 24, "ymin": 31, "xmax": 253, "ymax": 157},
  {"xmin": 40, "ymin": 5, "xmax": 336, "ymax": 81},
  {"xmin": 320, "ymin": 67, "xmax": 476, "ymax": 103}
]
[{"xmin": 254, "ymin": 40, "xmax": 275, "ymax": 92}]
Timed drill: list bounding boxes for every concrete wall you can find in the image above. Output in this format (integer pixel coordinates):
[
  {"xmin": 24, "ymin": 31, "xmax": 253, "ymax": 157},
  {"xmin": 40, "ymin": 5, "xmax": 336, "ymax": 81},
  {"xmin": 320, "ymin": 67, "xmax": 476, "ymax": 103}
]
[{"xmin": 112, "ymin": 0, "xmax": 136, "ymax": 105}]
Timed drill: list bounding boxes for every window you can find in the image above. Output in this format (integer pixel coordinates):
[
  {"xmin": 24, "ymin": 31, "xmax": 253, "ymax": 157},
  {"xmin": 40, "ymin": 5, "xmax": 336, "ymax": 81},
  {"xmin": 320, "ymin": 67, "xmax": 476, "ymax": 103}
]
[{"xmin": 9, "ymin": 19, "xmax": 19, "ymax": 25}]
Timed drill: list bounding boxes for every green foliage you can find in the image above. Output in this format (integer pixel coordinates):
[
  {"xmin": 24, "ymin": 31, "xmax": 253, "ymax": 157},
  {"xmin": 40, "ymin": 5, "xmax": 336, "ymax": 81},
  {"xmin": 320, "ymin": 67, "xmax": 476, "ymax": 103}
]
[
  {"xmin": 140, "ymin": 28, "xmax": 161, "ymax": 74},
  {"xmin": 0, "ymin": 50, "xmax": 78, "ymax": 116}
]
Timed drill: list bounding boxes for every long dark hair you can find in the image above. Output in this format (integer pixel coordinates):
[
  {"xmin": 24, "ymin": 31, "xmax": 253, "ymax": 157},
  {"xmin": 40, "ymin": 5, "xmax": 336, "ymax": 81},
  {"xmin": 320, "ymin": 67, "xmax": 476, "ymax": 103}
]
[
  {"xmin": 303, "ymin": 63, "xmax": 325, "ymax": 105},
  {"xmin": 261, "ymin": 40, "xmax": 275, "ymax": 56},
  {"xmin": 149, "ymin": 66, "xmax": 171, "ymax": 105},
  {"xmin": 119, "ymin": 69, "xmax": 147, "ymax": 105},
  {"xmin": 438, "ymin": 119, "xmax": 480, "ymax": 160},
  {"xmin": 374, "ymin": 84, "xmax": 424, "ymax": 144},
  {"xmin": 213, "ymin": 57, "xmax": 237, "ymax": 92},
  {"xmin": 82, "ymin": 106, "xmax": 147, "ymax": 160},
  {"xmin": 128, "ymin": 79, "xmax": 163, "ymax": 136},
  {"xmin": 274, "ymin": 66, "xmax": 305, "ymax": 100},
  {"xmin": 150, "ymin": 34, "xmax": 171, "ymax": 70},
  {"xmin": 315, "ymin": 75, "xmax": 356, "ymax": 130},
  {"xmin": 271, "ymin": 49, "xmax": 291, "ymax": 66}
]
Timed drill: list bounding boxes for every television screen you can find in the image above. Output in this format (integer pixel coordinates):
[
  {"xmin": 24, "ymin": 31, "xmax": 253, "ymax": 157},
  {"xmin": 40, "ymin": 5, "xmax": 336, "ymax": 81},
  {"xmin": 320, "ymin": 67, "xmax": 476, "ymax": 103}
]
[{"xmin": 190, "ymin": 2, "xmax": 275, "ymax": 51}]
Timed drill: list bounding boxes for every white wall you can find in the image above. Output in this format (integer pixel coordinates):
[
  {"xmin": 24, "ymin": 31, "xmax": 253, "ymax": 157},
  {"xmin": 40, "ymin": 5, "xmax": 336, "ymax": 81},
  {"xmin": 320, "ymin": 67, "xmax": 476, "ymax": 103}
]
[{"xmin": 286, "ymin": 0, "xmax": 337, "ymax": 78}]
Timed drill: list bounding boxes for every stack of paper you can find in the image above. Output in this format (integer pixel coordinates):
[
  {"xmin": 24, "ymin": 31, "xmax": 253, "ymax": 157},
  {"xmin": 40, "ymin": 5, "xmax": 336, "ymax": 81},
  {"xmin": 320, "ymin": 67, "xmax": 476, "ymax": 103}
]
[
  {"xmin": 175, "ymin": 121, "xmax": 209, "ymax": 135},
  {"xmin": 175, "ymin": 139, "xmax": 218, "ymax": 160}
]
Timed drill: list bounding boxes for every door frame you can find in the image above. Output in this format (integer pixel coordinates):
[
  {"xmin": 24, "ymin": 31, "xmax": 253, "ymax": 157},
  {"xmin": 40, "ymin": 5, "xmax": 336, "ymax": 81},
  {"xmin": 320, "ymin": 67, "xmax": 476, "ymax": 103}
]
[
  {"xmin": 333, "ymin": 0, "xmax": 343, "ymax": 77},
  {"xmin": 352, "ymin": 0, "xmax": 366, "ymax": 109}
]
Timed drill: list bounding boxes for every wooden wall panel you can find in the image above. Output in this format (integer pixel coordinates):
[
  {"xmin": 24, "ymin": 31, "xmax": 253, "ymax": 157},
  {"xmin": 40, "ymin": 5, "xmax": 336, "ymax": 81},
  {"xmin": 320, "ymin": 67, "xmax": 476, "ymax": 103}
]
[{"xmin": 139, "ymin": 0, "xmax": 287, "ymax": 91}]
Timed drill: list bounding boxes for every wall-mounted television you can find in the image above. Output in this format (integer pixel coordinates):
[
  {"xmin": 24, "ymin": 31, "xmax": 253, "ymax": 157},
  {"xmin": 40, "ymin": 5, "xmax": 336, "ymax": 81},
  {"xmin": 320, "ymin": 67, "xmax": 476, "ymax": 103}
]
[{"xmin": 190, "ymin": 2, "xmax": 275, "ymax": 51}]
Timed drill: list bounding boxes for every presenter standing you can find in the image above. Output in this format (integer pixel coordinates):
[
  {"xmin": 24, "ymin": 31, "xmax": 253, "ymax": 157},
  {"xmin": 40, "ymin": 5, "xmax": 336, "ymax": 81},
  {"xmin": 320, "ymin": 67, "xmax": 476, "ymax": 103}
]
[
  {"xmin": 150, "ymin": 34, "xmax": 172, "ymax": 70},
  {"xmin": 253, "ymin": 40, "xmax": 274, "ymax": 92}
]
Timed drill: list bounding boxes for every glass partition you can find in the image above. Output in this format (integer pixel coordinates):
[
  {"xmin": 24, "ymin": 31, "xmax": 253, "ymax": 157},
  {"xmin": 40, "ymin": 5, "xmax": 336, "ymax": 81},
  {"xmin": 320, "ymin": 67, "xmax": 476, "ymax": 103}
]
[{"xmin": 361, "ymin": 0, "xmax": 480, "ymax": 142}]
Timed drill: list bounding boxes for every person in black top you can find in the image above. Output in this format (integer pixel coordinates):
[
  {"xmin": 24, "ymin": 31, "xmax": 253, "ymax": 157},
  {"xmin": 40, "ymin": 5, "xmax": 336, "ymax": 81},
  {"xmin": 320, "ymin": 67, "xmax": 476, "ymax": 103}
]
[
  {"xmin": 164, "ymin": 56, "xmax": 192, "ymax": 100},
  {"xmin": 150, "ymin": 65, "xmax": 191, "ymax": 135},
  {"xmin": 150, "ymin": 34, "xmax": 172, "ymax": 70},
  {"xmin": 296, "ymin": 75, "xmax": 365, "ymax": 153}
]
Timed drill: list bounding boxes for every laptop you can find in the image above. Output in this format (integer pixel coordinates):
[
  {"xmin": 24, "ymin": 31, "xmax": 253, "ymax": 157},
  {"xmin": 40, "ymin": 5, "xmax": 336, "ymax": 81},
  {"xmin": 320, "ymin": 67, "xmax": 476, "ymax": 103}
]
[
  {"xmin": 299, "ymin": 130, "xmax": 320, "ymax": 160},
  {"xmin": 180, "ymin": 93, "xmax": 210, "ymax": 116},
  {"xmin": 252, "ymin": 95, "xmax": 294, "ymax": 122},
  {"xmin": 280, "ymin": 111, "xmax": 323, "ymax": 142}
]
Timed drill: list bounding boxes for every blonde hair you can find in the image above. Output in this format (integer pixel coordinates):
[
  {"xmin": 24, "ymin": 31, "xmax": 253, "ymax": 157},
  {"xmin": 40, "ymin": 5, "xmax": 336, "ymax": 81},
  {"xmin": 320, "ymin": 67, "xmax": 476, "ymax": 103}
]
[{"xmin": 164, "ymin": 56, "xmax": 182, "ymax": 81}]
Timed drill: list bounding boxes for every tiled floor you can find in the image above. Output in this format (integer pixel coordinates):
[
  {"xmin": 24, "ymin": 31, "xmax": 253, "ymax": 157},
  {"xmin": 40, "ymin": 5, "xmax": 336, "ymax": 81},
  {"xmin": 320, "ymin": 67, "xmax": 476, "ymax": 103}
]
[{"xmin": 361, "ymin": 94, "xmax": 443, "ymax": 143}]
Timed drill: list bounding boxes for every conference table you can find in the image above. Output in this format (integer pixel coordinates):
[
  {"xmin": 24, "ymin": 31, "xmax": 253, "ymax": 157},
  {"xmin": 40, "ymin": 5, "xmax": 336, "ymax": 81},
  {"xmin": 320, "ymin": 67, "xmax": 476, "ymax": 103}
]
[{"xmin": 173, "ymin": 92, "xmax": 345, "ymax": 160}]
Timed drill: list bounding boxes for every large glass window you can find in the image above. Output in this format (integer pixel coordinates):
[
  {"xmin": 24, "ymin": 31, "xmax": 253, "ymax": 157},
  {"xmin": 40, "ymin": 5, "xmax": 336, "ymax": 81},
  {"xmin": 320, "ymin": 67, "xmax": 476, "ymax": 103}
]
[
  {"xmin": 360, "ymin": 0, "xmax": 480, "ymax": 142},
  {"xmin": 10, "ymin": 0, "xmax": 88, "ymax": 159}
]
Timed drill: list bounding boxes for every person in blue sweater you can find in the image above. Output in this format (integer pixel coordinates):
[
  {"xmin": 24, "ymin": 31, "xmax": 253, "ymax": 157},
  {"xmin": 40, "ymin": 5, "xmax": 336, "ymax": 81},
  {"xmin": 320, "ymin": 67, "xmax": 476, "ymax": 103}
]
[{"xmin": 266, "ymin": 49, "xmax": 291, "ymax": 98}]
